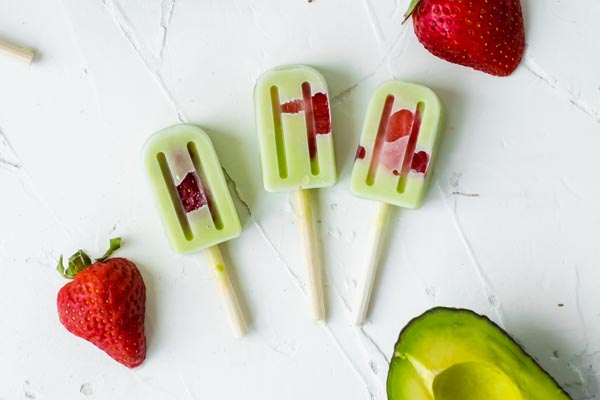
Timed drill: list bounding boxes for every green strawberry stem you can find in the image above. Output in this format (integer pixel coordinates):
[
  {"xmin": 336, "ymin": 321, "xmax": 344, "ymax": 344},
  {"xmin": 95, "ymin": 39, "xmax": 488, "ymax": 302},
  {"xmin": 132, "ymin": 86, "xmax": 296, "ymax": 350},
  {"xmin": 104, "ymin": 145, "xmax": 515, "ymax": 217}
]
[
  {"xmin": 96, "ymin": 237, "xmax": 122, "ymax": 262},
  {"xmin": 57, "ymin": 237, "xmax": 122, "ymax": 279},
  {"xmin": 402, "ymin": 0, "xmax": 423, "ymax": 23}
]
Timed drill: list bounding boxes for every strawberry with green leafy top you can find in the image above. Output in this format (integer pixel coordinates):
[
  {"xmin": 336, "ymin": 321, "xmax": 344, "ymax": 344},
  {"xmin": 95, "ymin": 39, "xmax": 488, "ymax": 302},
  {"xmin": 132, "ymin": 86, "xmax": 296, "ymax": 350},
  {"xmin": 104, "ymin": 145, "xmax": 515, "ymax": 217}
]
[
  {"xmin": 404, "ymin": 0, "xmax": 525, "ymax": 76},
  {"xmin": 56, "ymin": 238, "xmax": 146, "ymax": 368}
]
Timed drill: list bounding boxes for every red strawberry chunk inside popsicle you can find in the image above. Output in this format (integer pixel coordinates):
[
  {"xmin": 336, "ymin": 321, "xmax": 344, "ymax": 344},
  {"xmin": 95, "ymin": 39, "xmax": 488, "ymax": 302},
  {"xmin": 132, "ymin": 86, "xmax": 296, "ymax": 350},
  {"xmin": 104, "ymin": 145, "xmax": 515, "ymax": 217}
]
[
  {"xmin": 411, "ymin": 151, "xmax": 430, "ymax": 174},
  {"xmin": 379, "ymin": 109, "xmax": 415, "ymax": 170},
  {"xmin": 281, "ymin": 99, "xmax": 304, "ymax": 114},
  {"xmin": 177, "ymin": 172, "xmax": 207, "ymax": 213},
  {"xmin": 280, "ymin": 91, "xmax": 331, "ymax": 159},
  {"xmin": 312, "ymin": 92, "xmax": 331, "ymax": 134},
  {"xmin": 355, "ymin": 145, "xmax": 366, "ymax": 160},
  {"xmin": 385, "ymin": 110, "xmax": 414, "ymax": 142},
  {"xmin": 280, "ymin": 93, "xmax": 331, "ymax": 133}
]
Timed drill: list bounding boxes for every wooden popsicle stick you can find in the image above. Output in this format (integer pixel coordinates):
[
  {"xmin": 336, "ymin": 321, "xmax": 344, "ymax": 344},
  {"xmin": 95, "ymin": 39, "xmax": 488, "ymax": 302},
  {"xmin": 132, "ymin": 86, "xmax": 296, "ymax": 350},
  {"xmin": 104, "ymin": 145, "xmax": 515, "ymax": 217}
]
[
  {"xmin": 0, "ymin": 39, "xmax": 35, "ymax": 64},
  {"xmin": 353, "ymin": 202, "xmax": 392, "ymax": 325},
  {"xmin": 293, "ymin": 189, "xmax": 326, "ymax": 321},
  {"xmin": 205, "ymin": 245, "xmax": 247, "ymax": 338}
]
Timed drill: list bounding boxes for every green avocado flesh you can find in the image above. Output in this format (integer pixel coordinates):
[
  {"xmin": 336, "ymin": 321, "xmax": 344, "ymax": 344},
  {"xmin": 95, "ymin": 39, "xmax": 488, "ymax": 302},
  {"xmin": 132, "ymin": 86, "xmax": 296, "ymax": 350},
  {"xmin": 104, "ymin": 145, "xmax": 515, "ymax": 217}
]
[{"xmin": 387, "ymin": 308, "xmax": 572, "ymax": 400}]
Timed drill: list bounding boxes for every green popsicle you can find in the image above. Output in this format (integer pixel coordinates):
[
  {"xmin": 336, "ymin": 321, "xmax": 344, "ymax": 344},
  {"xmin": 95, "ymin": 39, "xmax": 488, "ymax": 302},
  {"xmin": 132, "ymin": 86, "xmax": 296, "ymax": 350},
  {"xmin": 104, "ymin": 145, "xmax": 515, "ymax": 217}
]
[
  {"xmin": 143, "ymin": 124, "xmax": 246, "ymax": 337},
  {"xmin": 350, "ymin": 81, "xmax": 443, "ymax": 325},
  {"xmin": 351, "ymin": 81, "xmax": 442, "ymax": 208},
  {"xmin": 143, "ymin": 124, "xmax": 241, "ymax": 253},
  {"xmin": 255, "ymin": 65, "xmax": 336, "ymax": 191},
  {"xmin": 254, "ymin": 65, "xmax": 336, "ymax": 320}
]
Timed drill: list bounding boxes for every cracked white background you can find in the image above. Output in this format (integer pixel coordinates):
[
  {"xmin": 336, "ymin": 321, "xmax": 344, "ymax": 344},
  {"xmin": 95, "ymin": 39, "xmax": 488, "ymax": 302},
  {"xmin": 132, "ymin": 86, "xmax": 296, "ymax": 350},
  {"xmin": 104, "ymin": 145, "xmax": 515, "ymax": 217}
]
[{"xmin": 0, "ymin": 0, "xmax": 599, "ymax": 399}]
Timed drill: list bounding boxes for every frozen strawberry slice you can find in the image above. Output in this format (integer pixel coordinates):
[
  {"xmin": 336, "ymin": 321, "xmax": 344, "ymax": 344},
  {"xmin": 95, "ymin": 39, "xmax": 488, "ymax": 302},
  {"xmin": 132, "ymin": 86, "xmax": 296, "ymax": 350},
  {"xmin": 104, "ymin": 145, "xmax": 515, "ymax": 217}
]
[
  {"xmin": 177, "ymin": 172, "xmax": 208, "ymax": 213},
  {"xmin": 280, "ymin": 89, "xmax": 331, "ymax": 159},
  {"xmin": 411, "ymin": 151, "xmax": 430, "ymax": 174},
  {"xmin": 385, "ymin": 109, "xmax": 414, "ymax": 142},
  {"xmin": 379, "ymin": 109, "xmax": 415, "ymax": 170},
  {"xmin": 355, "ymin": 145, "xmax": 366, "ymax": 160},
  {"xmin": 312, "ymin": 92, "xmax": 331, "ymax": 134},
  {"xmin": 281, "ymin": 99, "xmax": 304, "ymax": 114},
  {"xmin": 280, "ymin": 92, "xmax": 330, "ymax": 132}
]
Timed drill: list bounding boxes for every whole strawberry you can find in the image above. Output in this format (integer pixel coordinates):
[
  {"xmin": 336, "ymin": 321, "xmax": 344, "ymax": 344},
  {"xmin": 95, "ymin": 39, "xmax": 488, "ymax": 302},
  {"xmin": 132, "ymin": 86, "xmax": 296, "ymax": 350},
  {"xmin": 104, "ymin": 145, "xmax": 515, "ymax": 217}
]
[
  {"xmin": 404, "ymin": 0, "xmax": 525, "ymax": 76},
  {"xmin": 56, "ymin": 238, "xmax": 146, "ymax": 368}
]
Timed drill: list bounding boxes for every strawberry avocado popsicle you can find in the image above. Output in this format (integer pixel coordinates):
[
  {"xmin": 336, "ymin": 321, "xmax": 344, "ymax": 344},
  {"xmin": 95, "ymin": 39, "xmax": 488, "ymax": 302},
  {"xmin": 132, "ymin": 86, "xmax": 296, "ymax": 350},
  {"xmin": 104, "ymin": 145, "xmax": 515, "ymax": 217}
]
[
  {"xmin": 255, "ymin": 65, "xmax": 336, "ymax": 191},
  {"xmin": 143, "ymin": 124, "xmax": 247, "ymax": 337},
  {"xmin": 351, "ymin": 81, "xmax": 442, "ymax": 325},
  {"xmin": 255, "ymin": 65, "xmax": 336, "ymax": 320}
]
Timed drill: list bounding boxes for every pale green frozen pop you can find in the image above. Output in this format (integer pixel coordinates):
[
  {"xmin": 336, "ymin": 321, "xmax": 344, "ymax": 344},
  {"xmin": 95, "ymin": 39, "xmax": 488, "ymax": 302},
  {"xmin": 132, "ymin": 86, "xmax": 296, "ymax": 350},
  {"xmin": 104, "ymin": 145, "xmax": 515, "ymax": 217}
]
[
  {"xmin": 143, "ymin": 124, "xmax": 241, "ymax": 253},
  {"xmin": 351, "ymin": 81, "xmax": 442, "ymax": 208},
  {"xmin": 255, "ymin": 65, "xmax": 336, "ymax": 192},
  {"xmin": 350, "ymin": 81, "xmax": 443, "ymax": 325},
  {"xmin": 254, "ymin": 65, "xmax": 336, "ymax": 320},
  {"xmin": 143, "ymin": 124, "xmax": 246, "ymax": 337}
]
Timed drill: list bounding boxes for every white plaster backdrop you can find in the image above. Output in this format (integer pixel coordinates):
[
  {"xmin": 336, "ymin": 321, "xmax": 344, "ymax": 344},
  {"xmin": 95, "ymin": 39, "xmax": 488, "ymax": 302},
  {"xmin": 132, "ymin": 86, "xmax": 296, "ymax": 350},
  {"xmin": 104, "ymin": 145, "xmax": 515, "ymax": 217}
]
[{"xmin": 0, "ymin": 0, "xmax": 599, "ymax": 399}]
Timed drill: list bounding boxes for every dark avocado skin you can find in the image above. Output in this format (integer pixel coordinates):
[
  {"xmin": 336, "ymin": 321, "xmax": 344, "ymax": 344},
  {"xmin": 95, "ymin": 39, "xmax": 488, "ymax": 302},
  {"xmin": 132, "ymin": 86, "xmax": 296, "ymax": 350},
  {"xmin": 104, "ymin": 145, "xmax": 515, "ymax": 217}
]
[{"xmin": 386, "ymin": 307, "xmax": 572, "ymax": 399}]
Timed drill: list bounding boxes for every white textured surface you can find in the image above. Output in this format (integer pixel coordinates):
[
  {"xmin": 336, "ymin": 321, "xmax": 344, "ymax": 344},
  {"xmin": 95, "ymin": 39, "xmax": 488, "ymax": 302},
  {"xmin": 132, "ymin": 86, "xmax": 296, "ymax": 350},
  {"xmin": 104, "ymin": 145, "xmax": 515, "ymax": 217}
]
[{"xmin": 0, "ymin": 0, "xmax": 599, "ymax": 399}]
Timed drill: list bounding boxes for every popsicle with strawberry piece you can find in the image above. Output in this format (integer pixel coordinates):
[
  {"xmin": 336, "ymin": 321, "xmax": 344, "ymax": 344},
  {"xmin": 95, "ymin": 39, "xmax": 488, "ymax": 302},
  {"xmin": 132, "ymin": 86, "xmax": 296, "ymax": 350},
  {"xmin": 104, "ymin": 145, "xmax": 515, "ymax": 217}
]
[
  {"xmin": 143, "ymin": 124, "xmax": 246, "ymax": 337},
  {"xmin": 254, "ymin": 65, "xmax": 336, "ymax": 320},
  {"xmin": 350, "ymin": 81, "xmax": 442, "ymax": 325}
]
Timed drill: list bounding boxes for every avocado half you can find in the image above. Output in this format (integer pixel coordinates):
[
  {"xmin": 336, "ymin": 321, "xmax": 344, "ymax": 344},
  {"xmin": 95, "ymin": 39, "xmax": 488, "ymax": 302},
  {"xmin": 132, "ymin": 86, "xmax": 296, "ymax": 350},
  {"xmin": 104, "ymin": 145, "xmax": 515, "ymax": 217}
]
[{"xmin": 387, "ymin": 307, "xmax": 572, "ymax": 400}]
